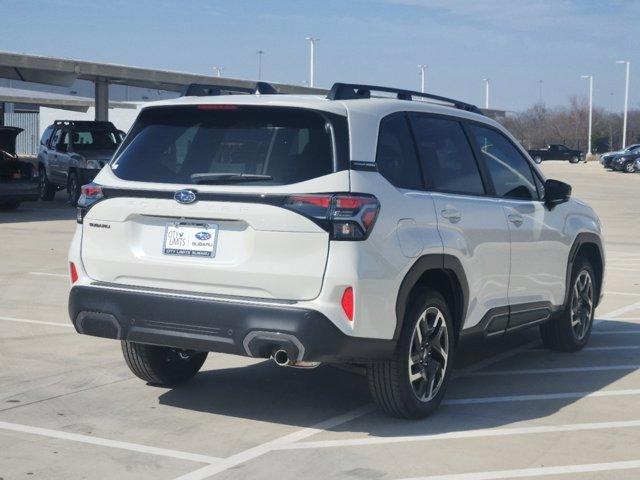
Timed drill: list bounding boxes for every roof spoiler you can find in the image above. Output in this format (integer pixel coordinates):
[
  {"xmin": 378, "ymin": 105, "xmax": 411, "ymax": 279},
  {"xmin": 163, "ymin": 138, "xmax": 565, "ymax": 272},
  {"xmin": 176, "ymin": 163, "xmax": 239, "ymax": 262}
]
[{"xmin": 181, "ymin": 82, "xmax": 279, "ymax": 97}]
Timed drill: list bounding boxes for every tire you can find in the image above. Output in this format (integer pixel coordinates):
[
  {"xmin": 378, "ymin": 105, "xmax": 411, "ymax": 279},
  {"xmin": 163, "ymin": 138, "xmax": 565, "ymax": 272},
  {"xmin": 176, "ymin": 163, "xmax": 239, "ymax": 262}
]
[
  {"xmin": 540, "ymin": 257, "xmax": 595, "ymax": 352},
  {"xmin": 367, "ymin": 288, "xmax": 455, "ymax": 419},
  {"xmin": 534, "ymin": 156, "xmax": 542, "ymax": 164},
  {"xmin": 39, "ymin": 165, "xmax": 56, "ymax": 201},
  {"xmin": 0, "ymin": 201, "xmax": 20, "ymax": 211},
  {"xmin": 121, "ymin": 341, "xmax": 208, "ymax": 386},
  {"xmin": 569, "ymin": 156, "xmax": 580, "ymax": 164},
  {"xmin": 67, "ymin": 171, "xmax": 81, "ymax": 206},
  {"xmin": 624, "ymin": 161, "xmax": 636, "ymax": 173}
]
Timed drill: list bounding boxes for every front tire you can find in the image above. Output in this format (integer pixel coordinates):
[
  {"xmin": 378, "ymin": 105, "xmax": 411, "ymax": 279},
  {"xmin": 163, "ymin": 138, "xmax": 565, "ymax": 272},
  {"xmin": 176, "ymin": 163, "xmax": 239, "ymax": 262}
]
[
  {"xmin": 367, "ymin": 288, "xmax": 455, "ymax": 419},
  {"xmin": 534, "ymin": 156, "xmax": 542, "ymax": 164},
  {"xmin": 540, "ymin": 257, "xmax": 595, "ymax": 352},
  {"xmin": 121, "ymin": 341, "xmax": 208, "ymax": 386},
  {"xmin": 570, "ymin": 156, "xmax": 580, "ymax": 164},
  {"xmin": 624, "ymin": 161, "xmax": 636, "ymax": 173}
]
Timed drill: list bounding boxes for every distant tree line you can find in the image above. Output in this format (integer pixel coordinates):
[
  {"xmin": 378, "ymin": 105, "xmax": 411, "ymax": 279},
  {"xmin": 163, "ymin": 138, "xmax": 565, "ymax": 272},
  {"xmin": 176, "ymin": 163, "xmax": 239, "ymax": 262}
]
[{"xmin": 498, "ymin": 96, "xmax": 640, "ymax": 153}]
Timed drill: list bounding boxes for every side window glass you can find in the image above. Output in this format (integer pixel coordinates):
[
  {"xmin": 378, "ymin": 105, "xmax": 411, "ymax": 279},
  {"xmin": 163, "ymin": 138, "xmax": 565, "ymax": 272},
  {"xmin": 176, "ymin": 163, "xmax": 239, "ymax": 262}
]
[
  {"xmin": 469, "ymin": 125, "xmax": 538, "ymax": 200},
  {"xmin": 409, "ymin": 115, "xmax": 485, "ymax": 195},
  {"xmin": 375, "ymin": 113, "xmax": 423, "ymax": 190},
  {"xmin": 50, "ymin": 129, "xmax": 62, "ymax": 148},
  {"xmin": 41, "ymin": 126, "xmax": 53, "ymax": 146}
]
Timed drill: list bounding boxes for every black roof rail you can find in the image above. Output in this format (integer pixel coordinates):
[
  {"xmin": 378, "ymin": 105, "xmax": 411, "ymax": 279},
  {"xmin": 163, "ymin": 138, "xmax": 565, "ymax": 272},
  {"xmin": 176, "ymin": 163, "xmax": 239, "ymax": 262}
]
[
  {"xmin": 181, "ymin": 82, "xmax": 280, "ymax": 97},
  {"xmin": 326, "ymin": 83, "xmax": 483, "ymax": 114}
]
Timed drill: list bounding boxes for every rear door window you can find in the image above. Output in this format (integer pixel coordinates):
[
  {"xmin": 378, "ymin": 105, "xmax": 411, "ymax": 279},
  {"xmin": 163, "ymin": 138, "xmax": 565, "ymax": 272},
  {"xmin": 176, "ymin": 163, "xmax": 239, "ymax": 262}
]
[
  {"xmin": 111, "ymin": 106, "xmax": 347, "ymax": 185},
  {"xmin": 409, "ymin": 114, "xmax": 485, "ymax": 195},
  {"xmin": 375, "ymin": 113, "xmax": 423, "ymax": 190}
]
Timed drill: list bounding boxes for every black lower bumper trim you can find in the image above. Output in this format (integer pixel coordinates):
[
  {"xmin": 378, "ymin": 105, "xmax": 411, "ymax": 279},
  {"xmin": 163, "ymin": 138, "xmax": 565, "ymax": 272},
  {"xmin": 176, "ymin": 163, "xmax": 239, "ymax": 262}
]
[{"xmin": 68, "ymin": 285, "xmax": 395, "ymax": 362}]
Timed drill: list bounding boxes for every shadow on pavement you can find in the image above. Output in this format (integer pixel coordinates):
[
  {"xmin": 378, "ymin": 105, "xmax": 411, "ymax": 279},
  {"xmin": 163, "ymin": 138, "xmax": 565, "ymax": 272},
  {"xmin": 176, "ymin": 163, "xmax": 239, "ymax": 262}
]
[
  {"xmin": 0, "ymin": 197, "xmax": 75, "ymax": 224},
  {"xmin": 158, "ymin": 321, "xmax": 639, "ymax": 436}
]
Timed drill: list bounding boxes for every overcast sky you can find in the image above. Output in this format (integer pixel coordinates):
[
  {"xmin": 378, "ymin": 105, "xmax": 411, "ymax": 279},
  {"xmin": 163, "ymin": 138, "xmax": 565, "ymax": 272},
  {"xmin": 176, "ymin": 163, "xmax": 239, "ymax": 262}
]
[{"xmin": 2, "ymin": 0, "xmax": 639, "ymax": 111}]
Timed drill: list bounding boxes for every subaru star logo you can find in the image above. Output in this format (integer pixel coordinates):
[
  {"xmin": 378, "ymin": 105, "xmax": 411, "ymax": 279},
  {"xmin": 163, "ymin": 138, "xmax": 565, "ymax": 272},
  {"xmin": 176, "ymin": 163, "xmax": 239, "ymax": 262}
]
[
  {"xmin": 174, "ymin": 190, "xmax": 197, "ymax": 204},
  {"xmin": 195, "ymin": 231, "xmax": 211, "ymax": 241}
]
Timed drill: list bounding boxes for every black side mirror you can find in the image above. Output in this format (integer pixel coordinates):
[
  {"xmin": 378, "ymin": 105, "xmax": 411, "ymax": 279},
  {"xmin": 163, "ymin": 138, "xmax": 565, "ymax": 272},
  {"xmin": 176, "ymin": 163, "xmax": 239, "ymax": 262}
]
[{"xmin": 544, "ymin": 179, "xmax": 571, "ymax": 209}]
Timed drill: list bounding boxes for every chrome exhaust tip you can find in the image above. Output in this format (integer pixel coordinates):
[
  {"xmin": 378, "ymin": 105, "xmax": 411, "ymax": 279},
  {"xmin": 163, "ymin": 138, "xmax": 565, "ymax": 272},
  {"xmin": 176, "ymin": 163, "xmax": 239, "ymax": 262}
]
[{"xmin": 272, "ymin": 349, "xmax": 292, "ymax": 367}]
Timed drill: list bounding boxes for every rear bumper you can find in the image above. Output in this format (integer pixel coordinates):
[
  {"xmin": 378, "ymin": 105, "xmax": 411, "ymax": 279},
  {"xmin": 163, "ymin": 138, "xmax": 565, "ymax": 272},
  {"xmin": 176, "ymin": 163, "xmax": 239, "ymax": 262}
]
[
  {"xmin": 68, "ymin": 285, "xmax": 395, "ymax": 363},
  {"xmin": 0, "ymin": 180, "xmax": 39, "ymax": 203}
]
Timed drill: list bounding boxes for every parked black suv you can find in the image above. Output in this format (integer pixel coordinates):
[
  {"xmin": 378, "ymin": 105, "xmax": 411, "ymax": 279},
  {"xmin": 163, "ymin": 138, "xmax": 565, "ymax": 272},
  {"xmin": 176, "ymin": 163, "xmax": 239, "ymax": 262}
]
[{"xmin": 38, "ymin": 120, "xmax": 124, "ymax": 205}]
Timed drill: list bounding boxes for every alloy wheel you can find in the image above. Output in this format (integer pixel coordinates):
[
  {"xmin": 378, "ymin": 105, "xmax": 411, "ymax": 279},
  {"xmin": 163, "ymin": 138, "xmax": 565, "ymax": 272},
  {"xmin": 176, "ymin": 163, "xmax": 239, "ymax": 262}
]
[
  {"xmin": 408, "ymin": 306, "xmax": 449, "ymax": 402},
  {"xmin": 571, "ymin": 270, "xmax": 594, "ymax": 341}
]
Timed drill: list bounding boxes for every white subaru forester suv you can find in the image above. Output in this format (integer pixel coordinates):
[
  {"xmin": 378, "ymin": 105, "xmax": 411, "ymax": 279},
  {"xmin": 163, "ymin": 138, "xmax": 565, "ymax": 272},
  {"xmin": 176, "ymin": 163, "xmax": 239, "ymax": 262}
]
[{"xmin": 68, "ymin": 82, "xmax": 604, "ymax": 419}]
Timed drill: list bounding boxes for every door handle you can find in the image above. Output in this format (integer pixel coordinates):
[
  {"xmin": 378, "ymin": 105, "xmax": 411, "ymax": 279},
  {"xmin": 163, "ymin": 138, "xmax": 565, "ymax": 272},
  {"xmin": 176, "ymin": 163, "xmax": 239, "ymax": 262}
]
[
  {"xmin": 508, "ymin": 213, "xmax": 524, "ymax": 226},
  {"xmin": 441, "ymin": 207, "xmax": 462, "ymax": 224}
]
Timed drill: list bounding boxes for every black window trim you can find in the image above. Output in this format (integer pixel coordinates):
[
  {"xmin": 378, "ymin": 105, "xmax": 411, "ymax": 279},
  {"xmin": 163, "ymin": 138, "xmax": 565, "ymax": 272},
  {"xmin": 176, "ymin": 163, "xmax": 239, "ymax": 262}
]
[{"xmin": 406, "ymin": 111, "xmax": 492, "ymax": 198}]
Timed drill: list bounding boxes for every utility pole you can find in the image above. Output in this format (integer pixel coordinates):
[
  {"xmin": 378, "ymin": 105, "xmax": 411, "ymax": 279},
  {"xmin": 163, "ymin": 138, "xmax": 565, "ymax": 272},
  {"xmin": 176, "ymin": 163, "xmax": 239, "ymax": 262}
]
[
  {"xmin": 482, "ymin": 78, "xmax": 490, "ymax": 109},
  {"xmin": 616, "ymin": 60, "xmax": 630, "ymax": 148},
  {"xmin": 538, "ymin": 80, "xmax": 544, "ymax": 103},
  {"xmin": 305, "ymin": 37, "xmax": 319, "ymax": 87},
  {"xmin": 257, "ymin": 50, "xmax": 265, "ymax": 80},
  {"xmin": 418, "ymin": 65, "xmax": 427, "ymax": 93},
  {"xmin": 581, "ymin": 75, "xmax": 593, "ymax": 156},
  {"xmin": 213, "ymin": 66, "xmax": 223, "ymax": 77}
]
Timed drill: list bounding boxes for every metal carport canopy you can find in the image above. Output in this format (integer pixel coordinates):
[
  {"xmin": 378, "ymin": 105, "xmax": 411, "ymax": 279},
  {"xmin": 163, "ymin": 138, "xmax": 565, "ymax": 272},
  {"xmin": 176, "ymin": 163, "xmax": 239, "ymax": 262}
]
[{"xmin": 0, "ymin": 51, "xmax": 327, "ymax": 121}]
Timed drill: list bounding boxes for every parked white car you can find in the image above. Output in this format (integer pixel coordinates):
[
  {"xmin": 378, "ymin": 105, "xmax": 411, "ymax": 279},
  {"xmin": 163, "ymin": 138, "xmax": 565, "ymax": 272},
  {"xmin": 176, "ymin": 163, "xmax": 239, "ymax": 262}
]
[{"xmin": 68, "ymin": 82, "xmax": 605, "ymax": 418}]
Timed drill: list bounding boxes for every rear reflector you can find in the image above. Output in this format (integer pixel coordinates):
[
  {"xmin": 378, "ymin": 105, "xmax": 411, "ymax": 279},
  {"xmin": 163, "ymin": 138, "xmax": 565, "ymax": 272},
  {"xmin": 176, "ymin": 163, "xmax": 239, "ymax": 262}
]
[
  {"xmin": 69, "ymin": 262, "xmax": 79, "ymax": 284},
  {"xmin": 341, "ymin": 287, "xmax": 354, "ymax": 321}
]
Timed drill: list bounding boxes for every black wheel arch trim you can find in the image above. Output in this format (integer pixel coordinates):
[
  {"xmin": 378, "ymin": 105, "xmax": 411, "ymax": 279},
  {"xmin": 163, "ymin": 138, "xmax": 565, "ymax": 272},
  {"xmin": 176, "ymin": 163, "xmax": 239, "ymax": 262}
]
[
  {"xmin": 565, "ymin": 232, "xmax": 604, "ymax": 308},
  {"xmin": 394, "ymin": 254, "xmax": 469, "ymax": 340}
]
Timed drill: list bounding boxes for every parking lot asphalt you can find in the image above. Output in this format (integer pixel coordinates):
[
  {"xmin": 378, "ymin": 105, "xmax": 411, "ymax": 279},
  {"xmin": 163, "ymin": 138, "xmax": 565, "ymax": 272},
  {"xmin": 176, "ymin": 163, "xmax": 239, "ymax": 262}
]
[{"xmin": 1, "ymin": 161, "xmax": 639, "ymax": 480}]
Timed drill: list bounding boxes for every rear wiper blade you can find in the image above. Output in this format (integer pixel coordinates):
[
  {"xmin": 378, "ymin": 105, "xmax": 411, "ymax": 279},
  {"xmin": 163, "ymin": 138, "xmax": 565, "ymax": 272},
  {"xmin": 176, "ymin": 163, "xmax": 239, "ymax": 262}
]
[{"xmin": 191, "ymin": 173, "xmax": 273, "ymax": 184}]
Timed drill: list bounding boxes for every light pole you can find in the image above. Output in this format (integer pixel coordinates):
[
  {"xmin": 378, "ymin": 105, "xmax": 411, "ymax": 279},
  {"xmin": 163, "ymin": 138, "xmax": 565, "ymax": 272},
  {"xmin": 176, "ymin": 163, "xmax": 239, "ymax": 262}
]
[
  {"xmin": 257, "ymin": 50, "xmax": 265, "ymax": 80},
  {"xmin": 305, "ymin": 37, "xmax": 319, "ymax": 87},
  {"xmin": 418, "ymin": 65, "xmax": 427, "ymax": 93},
  {"xmin": 581, "ymin": 75, "xmax": 593, "ymax": 156},
  {"xmin": 213, "ymin": 66, "xmax": 223, "ymax": 77},
  {"xmin": 482, "ymin": 78, "xmax": 490, "ymax": 109},
  {"xmin": 616, "ymin": 60, "xmax": 630, "ymax": 148}
]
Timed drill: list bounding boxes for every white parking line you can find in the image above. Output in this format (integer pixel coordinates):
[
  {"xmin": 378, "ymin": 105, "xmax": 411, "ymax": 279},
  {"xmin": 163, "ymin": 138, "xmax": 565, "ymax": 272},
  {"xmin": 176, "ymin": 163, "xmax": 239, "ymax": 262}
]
[
  {"xmin": 602, "ymin": 300, "xmax": 640, "ymax": 319},
  {"xmin": 395, "ymin": 459, "xmax": 640, "ymax": 480},
  {"xmin": 0, "ymin": 316, "xmax": 73, "ymax": 328},
  {"xmin": 28, "ymin": 271, "xmax": 68, "ymax": 278},
  {"xmin": 592, "ymin": 330, "xmax": 640, "ymax": 334},
  {"xmin": 0, "ymin": 421, "xmax": 221, "ymax": 464},
  {"xmin": 531, "ymin": 345, "xmax": 640, "ymax": 352},
  {"xmin": 279, "ymin": 419, "xmax": 640, "ymax": 450},
  {"xmin": 467, "ymin": 364, "xmax": 640, "ymax": 376},
  {"xmin": 171, "ymin": 404, "xmax": 376, "ymax": 480},
  {"xmin": 443, "ymin": 388, "xmax": 640, "ymax": 406},
  {"xmin": 604, "ymin": 291, "xmax": 640, "ymax": 297}
]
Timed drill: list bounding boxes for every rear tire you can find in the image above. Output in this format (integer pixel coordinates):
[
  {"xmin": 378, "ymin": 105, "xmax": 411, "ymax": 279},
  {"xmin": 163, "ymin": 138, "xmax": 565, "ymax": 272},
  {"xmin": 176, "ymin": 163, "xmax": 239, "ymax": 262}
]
[
  {"xmin": 121, "ymin": 341, "xmax": 208, "ymax": 386},
  {"xmin": 569, "ymin": 156, "xmax": 580, "ymax": 164},
  {"xmin": 540, "ymin": 257, "xmax": 595, "ymax": 352},
  {"xmin": 39, "ymin": 165, "xmax": 56, "ymax": 201},
  {"xmin": 367, "ymin": 288, "xmax": 455, "ymax": 419},
  {"xmin": 67, "ymin": 171, "xmax": 81, "ymax": 206},
  {"xmin": 533, "ymin": 156, "xmax": 542, "ymax": 164}
]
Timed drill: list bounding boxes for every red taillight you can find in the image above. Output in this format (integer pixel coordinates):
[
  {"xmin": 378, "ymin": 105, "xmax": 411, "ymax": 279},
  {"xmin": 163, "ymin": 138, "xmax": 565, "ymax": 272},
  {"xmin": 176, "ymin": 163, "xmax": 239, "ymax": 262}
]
[
  {"xmin": 69, "ymin": 262, "xmax": 79, "ymax": 284},
  {"xmin": 197, "ymin": 104, "xmax": 239, "ymax": 110},
  {"xmin": 77, "ymin": 183, "xmax": 104, "ymax": 223},
  {"xmin": 81, "ymin": 183, "xmax": 103, "ymax": 199},
  {"xmin": 341, "ymin": 287, "xmax": 354, "ymax": 321},
  {"xmin": 283, "ymin": 193, "xmax": 379, "ymax": 241}
]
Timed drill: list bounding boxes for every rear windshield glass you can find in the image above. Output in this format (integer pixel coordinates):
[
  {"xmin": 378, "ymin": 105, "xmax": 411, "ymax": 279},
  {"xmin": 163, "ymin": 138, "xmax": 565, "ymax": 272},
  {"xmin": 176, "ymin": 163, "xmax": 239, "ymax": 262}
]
[
  {"xmin": 111, "ymin": 105, "xmax": 348, "ymax": 185},
  {"xmin": 72, "ymin": 129, "xmax": 121, "ymax": 151}
]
